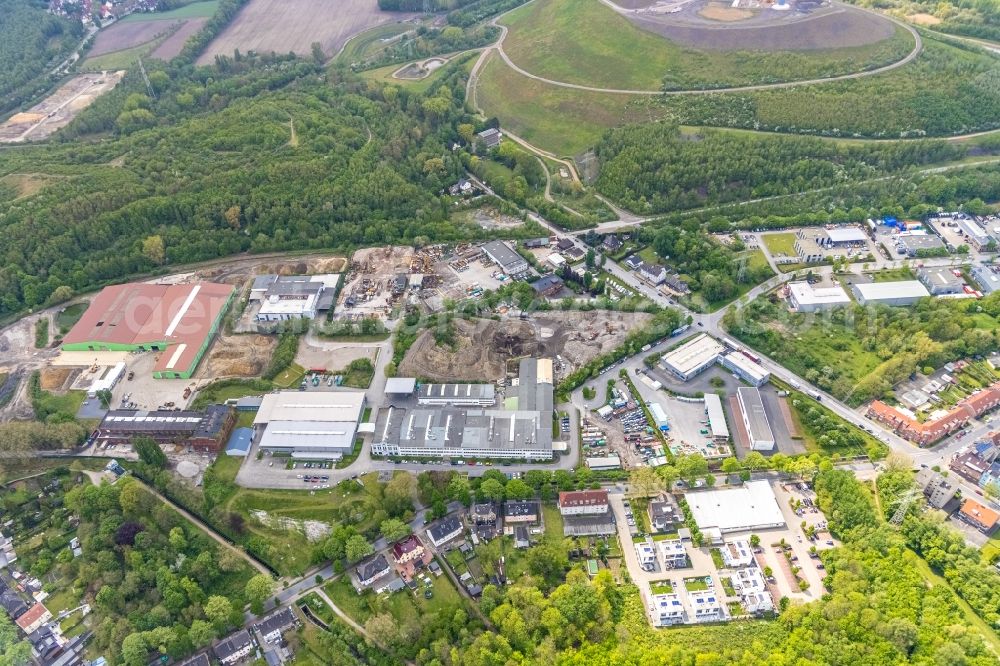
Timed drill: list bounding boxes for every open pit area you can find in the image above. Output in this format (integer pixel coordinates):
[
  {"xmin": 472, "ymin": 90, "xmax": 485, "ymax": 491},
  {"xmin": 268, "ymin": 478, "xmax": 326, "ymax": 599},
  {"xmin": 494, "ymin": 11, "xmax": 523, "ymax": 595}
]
[
  {"xmin": 398, "ymin": 311, "xmax": 652, "ymax": 382},
  {"xmin": 203, "ymin": 332, "xmax": 277, "ymax": 378},
  {"xmin": 0, "ymin": 72, "xmax": 125, "ymax": 143}
]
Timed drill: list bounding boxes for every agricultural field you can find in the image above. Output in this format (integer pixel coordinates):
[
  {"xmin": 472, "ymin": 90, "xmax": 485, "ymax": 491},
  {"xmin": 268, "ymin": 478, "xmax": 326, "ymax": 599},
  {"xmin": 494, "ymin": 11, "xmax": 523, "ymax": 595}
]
[
  {"xmin": 196, "ymin": 0, "xmax": 414, "ymax": 64},
  {"xmin": 81, "ymin": 1, "xmax": 218, "ymax": 67},
  {"xmin": 499, "ymin": 0, "xmax": 913, "ymax": 91}
]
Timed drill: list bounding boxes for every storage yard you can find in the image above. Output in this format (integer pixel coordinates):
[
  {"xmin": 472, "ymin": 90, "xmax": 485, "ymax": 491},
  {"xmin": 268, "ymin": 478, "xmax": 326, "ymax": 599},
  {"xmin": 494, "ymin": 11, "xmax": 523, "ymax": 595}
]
[{"xmin": 398, "ymin": 311, "xmax": 652, "ymax": 382}]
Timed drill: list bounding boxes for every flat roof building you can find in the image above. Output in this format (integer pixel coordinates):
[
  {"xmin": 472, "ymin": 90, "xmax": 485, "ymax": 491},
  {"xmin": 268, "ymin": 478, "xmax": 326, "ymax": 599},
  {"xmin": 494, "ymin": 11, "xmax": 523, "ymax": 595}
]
[
  {"xmin": 895, "ymin": 233, "xmax": 946, "ymax": 257},
  {"xmin": 704, "ymin": 393, "xmax": 729, "ymax": 441},
  {"xmin": 822, "ymin": 227, "xmax": 868, "ymax": 245},
  {"xmin": 417, "ymin": 383, "xmax": 496, "ymax": 407},
  {"xmin": 251, "ymin": 274, "xmax": 339, "ymax": 322},
  {"xmin": 787, "ymin": 281, "xmax": 851, "ymax": 312},
  {"xmin": 254, "ymin": 391, "xmax": 366, "ymax": 459},
  {"xmin": 721, "ymin": 352, "xmax": 770, "ymax": 387},
  {"xmin": 852, "ymin": 280, "xmax": 930, "ymax": 307},
  {"xmin": 649, "ymin": 592, "xmax": 685, "ymax": 626},
  {"xmin": 482, "ymin": 240, "xmax": 528, "ymax": 276},
  {"xmin": 686, "ymin": 481, "xmax": 785, "ymax": 533},
  {"xmin": 385, "ymin": 377, "xmax": 418, "ymax": 395},
  {"xmin": 373, "ymin": 359, "xmax": 552, "ymax": 460},
  {"xmin": 915, "ymin": 467, "xmax": 958, "ymax": 510},
  {"xmin": 96, "ymin": 405, "xmax": 235, "ymax": 452},
  {"xmin": 918, "ymin": 267, "xmax": 965, "ymax": 295},
  {"xmin": 661, "ymin": 334, "xmax": 725, "ymax": 381},
  {"xmin": 736, "ymin": 387, "xmax": 775, "ymax": 451},
  {"xmin": 972, "ymin": 265, "xmax": 1000, "ymax": 294},
  {"xmin": 61, "ymin": 281, "xmax": 235, "ymax": 379}
]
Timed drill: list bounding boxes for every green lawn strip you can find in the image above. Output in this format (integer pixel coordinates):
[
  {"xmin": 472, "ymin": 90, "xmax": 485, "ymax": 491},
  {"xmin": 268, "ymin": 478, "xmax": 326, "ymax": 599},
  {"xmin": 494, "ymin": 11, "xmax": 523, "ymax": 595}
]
[
  {"xmin": 542, "ymin": 503, "xmax": 564, "ymax": 542},
  {"xmin": 337, "ymin": 23, "xmax": 414, "ymax": 66},
  {"xmin": 761, "ymin": 232, "xmax": 798, "ymax": 258},
  {"xmin": 119, "ymin": 1, "xmax": 219, "ymax": 21},
  {"xmin": 650, "ymin": 581, "xmax": 674, "ymax": 595},
  {"xmin": 55, "ymin": 302, "xmax": 88, "ymax": 334},
  {"xmin": 272, "ymin": 362, "xmax": 306, "ymax": 389},
  {"xmin": 683, "ymin": 576, "xmax": 710, "ymax": 592}
]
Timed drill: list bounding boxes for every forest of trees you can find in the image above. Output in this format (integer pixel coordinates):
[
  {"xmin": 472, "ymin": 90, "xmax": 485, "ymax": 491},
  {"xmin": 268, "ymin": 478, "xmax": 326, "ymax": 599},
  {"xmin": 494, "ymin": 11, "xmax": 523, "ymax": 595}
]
[
  {"xmin": 14, "ymin": 476, "xmax": 259, "ymax": 665},
  {"xmin": 0, "ymin": 0, "xmax": 82, "ymax": 116},
  {"xmin": 726, "ymin": 294, "xmax": 1000, "ymax": 405},
  {"xmin": 595, "ymin": 123, "xmax": 964, "ymax": 214},
  {"xmin": 0, "ymin": 55, "xmax": 494, "ymax": 319},
  {"xmin": 652, "ymin": 36, "xmax": 1000, "ymax": 138}
]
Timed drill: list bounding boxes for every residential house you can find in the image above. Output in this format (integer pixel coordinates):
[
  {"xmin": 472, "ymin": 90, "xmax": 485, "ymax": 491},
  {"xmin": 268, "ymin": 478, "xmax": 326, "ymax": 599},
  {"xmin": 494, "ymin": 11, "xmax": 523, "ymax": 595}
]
[
  {"xmin": 427, "ymin": 515, "xmax": 464, "ymax": 548},
  {"xmin": 470, "ymin": 501, "xmax": 500, "ymax": 540},
  {"xmin": 252, "ymin": 607, "xmax": 297, "ymax": 644},
  {"xmin": 214, "ymin": 629, "xmax": 255, "ymax": 666},
  {"xmin": 950, "ymin": 447, "xmax": 995, "ymax": 485},
  {"xmin": 531, "ymin": 274, "xmax": 565, "ymax": 298},
  {"xmin": 392, "ymin": 535, "xmax": 425, "ymax": 564},
  {"xmin": 915, "ymin": 467, "xmax": 959, "ymax": 510},
  {"xmin": 648, "ymin": 497, "xmax": 682, "ymax": 532},
  {"xmin": 602, "ymin": 235, "xmax": 622, "ymax": 253},
  {"xmin": 557, "ymin": 490, "xmax": 609, "ymax": 516},
  {"xmin": 504, "ymin": 501, "xmax": 540, "ymax": 527},
  {"xmin": 868, "ymin": 385, "xmax": 1000, "ymax": 446},
  {"xmin": 0, "ymin": 588, "xmax": 27, "ymax": 620},
  {"xmin": 513, "ymin": 526, "xmax": 530, "ymax": 549},
  {"xmin": 658, "ymin": 538, "xmax": 687, "ymax": 570},
  {"xmin": 477, "ymin": 127, "xmax": 502, "ymax": 149},
  {"xmin": 14, "ymin": 603, "xmax": 50, "ymax": 634},
  {"xmin": 662, "ymin": 273, "xmax": 690, "ymax": 295},
  {"xmin": 720, "ymin": 539, "xmax": 754, "ymax": 568},
  {"xmin": 556, "ymin": 238, "xmax": 575, "ymax": 252},
  {"xmin": 958, "ymin": 498, "xmax": 999, "ymax": 534},
  {"xmin": 730, "ymin": 568, "xmax": 774, "ymax": 614},
  {"xmin": 635, "ymin": 541, "xmax": 656, "ymax": 571},
  {"xmin": 649, "ymin": 593, "xmax": 685, "ymax": 626},
  {"xmin": 687, "ymin": 590, "xmax": 722, "ymax": 622}
]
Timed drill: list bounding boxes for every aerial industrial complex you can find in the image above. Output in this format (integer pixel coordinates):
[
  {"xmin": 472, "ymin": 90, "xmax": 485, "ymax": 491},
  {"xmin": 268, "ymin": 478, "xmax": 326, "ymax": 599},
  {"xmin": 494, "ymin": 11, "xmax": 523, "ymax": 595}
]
[
  {"xmin": 61, "ymin": 281, "xmax": 235, "ymax": 379},
  {"xmin": 373, "ymin": 358, "xmax": 554, "ymax": 460}
]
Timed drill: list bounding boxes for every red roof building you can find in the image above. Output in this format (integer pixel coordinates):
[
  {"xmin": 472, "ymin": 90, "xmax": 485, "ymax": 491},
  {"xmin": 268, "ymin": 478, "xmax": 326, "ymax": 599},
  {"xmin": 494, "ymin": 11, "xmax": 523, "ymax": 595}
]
[
  {"xmin": 958, "ymin": 498, "xmax": 999, "ymax": 533},
  {"xmin": 61, "ymin": 282, "xmax": 234, "ymax": 379},
  {"xmin": 392, "ymin": 535, "xmax": 424, "ymax": 564},
  {"xmin": 15, "ymin": 602, "xmax": 51, "ymax": 634},
  {"xmin": 867, "ymin": 384, "xmax": 1000, "ymax": 446},
  {"xmin": 558, "ymin": 489, "xmax": 609, "ymax": 516}
]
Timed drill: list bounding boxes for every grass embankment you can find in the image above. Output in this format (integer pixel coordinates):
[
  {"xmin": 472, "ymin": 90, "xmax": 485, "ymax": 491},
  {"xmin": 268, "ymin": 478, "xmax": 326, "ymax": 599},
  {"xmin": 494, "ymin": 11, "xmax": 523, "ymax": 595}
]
[
  {"xmin": 55, "ymin": 302, "xmax": 88, "ymax": 335},
  {"xmin": 336, "ymin": 22, "xmax": 414, "ymax": 66},
  {"xmin": 34, "ymin": 318, "xmax": 48, "ymax": 348},
  {"xmin": 476, "ymin": 52, "xmax": 657, "ymax": 156},
  {"xmin": 500, "ymin": 0, "xmax": 913, "ymax": 91}
]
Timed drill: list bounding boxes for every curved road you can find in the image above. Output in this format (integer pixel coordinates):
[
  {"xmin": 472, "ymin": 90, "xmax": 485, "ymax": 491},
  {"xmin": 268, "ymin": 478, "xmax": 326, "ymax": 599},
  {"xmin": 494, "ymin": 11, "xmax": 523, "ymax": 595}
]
[{"xmin": 489, "ymin": 0, "xmax": 923, "ymax": 96}]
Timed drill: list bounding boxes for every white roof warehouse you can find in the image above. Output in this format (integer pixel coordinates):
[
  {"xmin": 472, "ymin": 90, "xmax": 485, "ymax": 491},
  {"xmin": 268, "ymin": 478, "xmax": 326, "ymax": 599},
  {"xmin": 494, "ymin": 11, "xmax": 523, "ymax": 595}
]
[{"xmin": 253, "ymin": 391, "xmax": 366, "ymax": 459}]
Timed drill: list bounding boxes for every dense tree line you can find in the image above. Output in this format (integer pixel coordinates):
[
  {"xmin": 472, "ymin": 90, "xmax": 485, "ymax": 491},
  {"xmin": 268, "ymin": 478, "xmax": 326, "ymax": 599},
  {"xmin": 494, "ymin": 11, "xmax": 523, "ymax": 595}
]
[
  {"xmin": 447, "ymin": 0, "xmax": 529, "ymax": 27},
  {"xmin": 878, "ymin": 468, "xmax": 1000, "ymax": 627},
  {"xmin": 378, "ymin": 0, "xmax": 475, "ymax": 10},
  {"xmin": 0, "ymin": 55, "xmax": 498, "ymax": 319},
  {"xmin": 727, "ymin": 294, "xmax": 1000, "ymax": 405},
  {"xmin": 0, "ymin": 0, "xmax": 83, "ymax": 116},
  {"xmin": 595, "ymin": 123, "xmax": 963, "ymax": 214},
  {"xmin": 652, "ymin": 36, "xmax": 1000, "ymax": 138},
  {"xmin": 57, "ymin": 478, "xmax": 258, "ymax": 665}
]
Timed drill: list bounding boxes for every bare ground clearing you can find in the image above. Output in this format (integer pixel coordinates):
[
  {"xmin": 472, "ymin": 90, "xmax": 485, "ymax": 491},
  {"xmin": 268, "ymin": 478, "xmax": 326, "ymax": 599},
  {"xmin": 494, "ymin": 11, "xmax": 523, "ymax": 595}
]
[
  {"xmin": 197, "ymin": 0, "xmax": 415, "ymax": 64},
  {"xmin": 398, "ymin": 311, "xmax": 652, "ymax": 381}
]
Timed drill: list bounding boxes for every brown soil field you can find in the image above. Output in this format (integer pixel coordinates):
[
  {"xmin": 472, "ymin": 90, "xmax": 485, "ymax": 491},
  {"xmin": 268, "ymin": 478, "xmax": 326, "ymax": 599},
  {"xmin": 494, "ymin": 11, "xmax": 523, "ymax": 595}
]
[
  {"xmin": 89, "ymin": 20, "xmax": 181, "ymax": 56},
  {"xmin": 40, "ymin": 367, "xmax": 74, "ymax": 391},
  {"xmin": 398, "ymin": 311, "xmax": 652, "ymax": 381},
  {"xmin": 151, "ymin": 17, "xmax": 208, "ymax": 59},
  {"xmin": 699, "ymin": 3, "xmax": 753, "ymax": 21},
  {"xmin": 205, "ymin": 333, "xmax": 277, "ymax": 377},
  {"xmin": 197, "ymin": 0, "xmax": 410, "ymax": 64},
  {"xmin": 907, "ymin": 12, "xmax": 941, "ymax": 25},
  {"xmin": 7, "ymin": 113, "xmax": 44, "ymax": 124},
  {"xmin": 630, "ymin": 5, "xmax": 896, "ymax": 50}
]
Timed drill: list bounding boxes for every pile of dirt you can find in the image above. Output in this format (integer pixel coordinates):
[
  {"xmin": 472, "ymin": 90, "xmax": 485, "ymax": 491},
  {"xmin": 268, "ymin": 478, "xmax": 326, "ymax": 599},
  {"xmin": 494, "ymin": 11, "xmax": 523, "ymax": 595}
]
[
  {"xmin": 39, "ymin": 367, "xmax": 74, "ymax": 391},
  {"xmin": 399, "ymin": 311, "xmax": 653, "ymax": 381},
  {"xmin": 205, "ymin": 334, "xmax": 277, "ymax": 377}
]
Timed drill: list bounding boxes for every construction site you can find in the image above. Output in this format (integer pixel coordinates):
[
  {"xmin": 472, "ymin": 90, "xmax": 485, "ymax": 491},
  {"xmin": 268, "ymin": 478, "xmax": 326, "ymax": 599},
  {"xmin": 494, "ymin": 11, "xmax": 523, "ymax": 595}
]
[
  {"xmin": 0, "ymin": 71, "xmax": 125, "ymax": 143},
  {"xmin": 398, "ymin": 311, "xmax": 653, "ymax": 382}
]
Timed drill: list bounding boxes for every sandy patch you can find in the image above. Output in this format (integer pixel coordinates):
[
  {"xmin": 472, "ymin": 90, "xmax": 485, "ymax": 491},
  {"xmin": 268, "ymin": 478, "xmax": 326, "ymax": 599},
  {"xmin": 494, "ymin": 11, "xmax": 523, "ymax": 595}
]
[
  {"xmin": 907, "ymin": 13, "xmax": 941, "ymax": 26},
  {"xmin": 699, "ymin": 3, "xmax": 753, "ymax": 21},
  {"xmin": 8, "ymin": 113, "xmax": 44, "ymax": 124},
  {"xmin": 39, "ymin": 367, "xmax": 74, "ymax": 391}
]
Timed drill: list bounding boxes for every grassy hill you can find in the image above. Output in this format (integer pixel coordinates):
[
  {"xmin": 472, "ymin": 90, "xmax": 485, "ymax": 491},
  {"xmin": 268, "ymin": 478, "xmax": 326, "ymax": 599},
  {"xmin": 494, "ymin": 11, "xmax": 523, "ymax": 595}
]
[{"xmin": 499, "ymin": 0, "xmax": 914, "ymax": 90}]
